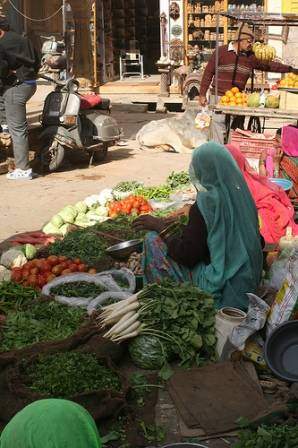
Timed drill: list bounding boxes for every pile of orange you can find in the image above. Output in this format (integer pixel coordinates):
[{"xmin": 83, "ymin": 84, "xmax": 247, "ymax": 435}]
[
  {"xmin": 219, "ymin": 87, "xmax": 248, "ymax": 107},
  {"xmin": 279, "ymin": 73, "xmax": 298, "ymax": 89}
]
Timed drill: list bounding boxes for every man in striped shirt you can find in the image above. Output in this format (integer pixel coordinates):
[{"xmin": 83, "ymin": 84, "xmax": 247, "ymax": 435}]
[{"xmin": 199, "ymin": 24, "xmax": 298, "ymax": 144}]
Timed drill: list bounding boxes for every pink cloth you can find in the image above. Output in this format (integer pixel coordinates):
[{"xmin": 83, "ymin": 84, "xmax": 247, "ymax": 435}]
[
  {"xmin": 227, "ymin": 144, "xmax": 298, "ymax": 244},
  {"xmin": 282, "ymin": 126, "xmax": 298, "ymax": 157}
]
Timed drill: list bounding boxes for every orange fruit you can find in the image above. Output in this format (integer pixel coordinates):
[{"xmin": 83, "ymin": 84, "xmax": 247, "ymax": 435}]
[
  {"xmin": 230, "ymin": 101, "xmax": 236, "ymax": 106},
  {"xmin": 226, "ymin": 90, "xmax": 234, "ymax": 98},
  {"xmin": 235, "ymin": 92, "xmax": 242, "ymax": 99},
  {"xmin": 236, "ymin": 98, "xmax": 243, "ymax": 104},
  {"xmin": 221, "ymin": 95, "xmax": 228, "ymax": 103},
  {"xmin": 231, "ymin": 87, "xmax": 240, "ymax": 94}
]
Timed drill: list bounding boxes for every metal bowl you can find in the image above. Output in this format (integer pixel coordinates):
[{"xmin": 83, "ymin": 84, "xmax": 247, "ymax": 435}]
[
  {"xmin": 106, "ymin": 239, "xmax": 143, "ymax": 260},
  {"xmin": 265, "ymin": 321, "xmax": 298, "ymax": 382}
]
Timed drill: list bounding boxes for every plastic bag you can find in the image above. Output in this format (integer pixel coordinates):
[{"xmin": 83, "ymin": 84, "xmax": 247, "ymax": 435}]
[
  {"xmin": 266, "ymin": 248, "xmax": 296, "ymax": 291},
  {"xmin": 42, "ymin": 269, "xmax": 135, "ymax": 309},
  {"xmin": 42, "ymin": 273, "xmax": 109, "ymax": 308},
  {"xmin": 266, "ymin": 251, "xmax": 298, "ymax": 336},
  {"xmin": 195, "ymin": 107, "xmax": 212, "ymax": 130},
  {"xmin": 97, "ymin": 268, "xmax": 136, "ymax": 294},
  {"xmin": 227, "ymin": 293, "xmax": 270, "ymax": 352},
  {"xmin": 87, "ymin": 291, "xmax": 131, "ymax": 315}
]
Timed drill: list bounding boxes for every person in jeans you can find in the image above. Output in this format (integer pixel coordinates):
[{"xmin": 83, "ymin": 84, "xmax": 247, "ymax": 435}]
[
  {"xmin": 0, "ymin": 16, "xmax": 40, "ymax": 180},
  {"xmin": 199, "ymin": 24, "xmax": 298, "ymax": 144}
]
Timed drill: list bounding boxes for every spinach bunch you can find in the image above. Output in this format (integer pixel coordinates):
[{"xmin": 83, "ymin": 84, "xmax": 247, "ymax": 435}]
[
  {"xmin": 166, "ymin": 171, "xmax": 190, "ymax": 190},
  {"xmin": 22, "ymin": 352, "xmax": 121, "ymax": 397},
  {"xmin": 138, "ymin": 281, "xmax": 217, "ymax": 366}
]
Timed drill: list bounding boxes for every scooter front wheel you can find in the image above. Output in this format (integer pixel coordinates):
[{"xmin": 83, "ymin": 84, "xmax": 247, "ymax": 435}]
[{"xmin": 40, "ymin": 140, "xmax": 65, "ymax": 172}]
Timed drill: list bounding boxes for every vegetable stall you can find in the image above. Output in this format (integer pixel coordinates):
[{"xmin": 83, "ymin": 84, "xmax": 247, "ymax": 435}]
[
  {"xmin": 0, "ymin": 170, "xmax": 297, "ymax": 447},
  {"xmin": 212, "ymin": 12, "xmax": 298, "ymax": 141}
]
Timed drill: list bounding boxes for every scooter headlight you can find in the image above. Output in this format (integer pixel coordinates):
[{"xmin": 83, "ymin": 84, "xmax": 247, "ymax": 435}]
[{"xmin": 61, "ymin": 115, "xmax": 77, "ymax": 126}]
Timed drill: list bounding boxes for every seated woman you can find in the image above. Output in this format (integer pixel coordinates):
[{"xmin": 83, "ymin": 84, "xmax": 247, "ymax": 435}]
[
  {"xmin": 226, "ymin": 144, "xmax": 298, "ymax": 245},
  {"xmin": 0, "ymin": 399, "xmax": 102, "ymax": 448},
  {"xmin": 133, "ymin": 142, "xmax": 263, "ymax": 311}
]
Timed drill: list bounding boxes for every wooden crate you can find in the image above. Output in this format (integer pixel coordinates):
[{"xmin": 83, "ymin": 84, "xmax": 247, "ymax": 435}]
[
  {"xmin": 279, "ymin": 90, "xmax": 298, "ymax": 111},
  {"xmin": 282, "ymin": 0, "xmax": 298, "ymax": 13}
]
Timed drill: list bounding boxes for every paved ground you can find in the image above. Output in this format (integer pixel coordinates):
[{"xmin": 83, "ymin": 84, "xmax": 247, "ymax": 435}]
[{"xmin": 0, "ymin": 108, "xmax": 191, "ymax": 241}]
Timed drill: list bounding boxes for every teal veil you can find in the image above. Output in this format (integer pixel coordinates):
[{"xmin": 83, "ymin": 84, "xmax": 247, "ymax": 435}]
[{"xmin": 189, "ymin": 142, "xmax": 263, "ymax": 310}]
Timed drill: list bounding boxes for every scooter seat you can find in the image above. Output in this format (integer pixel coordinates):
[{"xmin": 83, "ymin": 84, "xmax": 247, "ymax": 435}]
[{"xmin": 92, "ymin": 98, "xmax": 111, "ymax": 110}]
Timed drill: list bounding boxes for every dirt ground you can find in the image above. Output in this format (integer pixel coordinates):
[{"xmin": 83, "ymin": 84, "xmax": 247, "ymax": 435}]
[{"xmin": 0, "ymin": 110, "xmax": 191, "ymax": 242}]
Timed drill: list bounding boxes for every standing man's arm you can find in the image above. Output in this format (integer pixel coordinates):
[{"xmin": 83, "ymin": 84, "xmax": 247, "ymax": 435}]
[
  {"xmin": 199, "ymin": 50, "xmax": 216, "ymax": 106},
  {"xmin": 250, "ymin": 54, "xmax": 297, "ymax": 74}
]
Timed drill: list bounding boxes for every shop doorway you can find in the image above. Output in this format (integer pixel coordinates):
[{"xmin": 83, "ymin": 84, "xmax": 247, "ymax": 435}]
[{"xmin": 135, "ymin": 0, "xmax": 160, "ymax": 74}]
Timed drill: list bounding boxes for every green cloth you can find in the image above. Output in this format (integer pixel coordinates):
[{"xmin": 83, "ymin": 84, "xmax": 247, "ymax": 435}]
[
  {"xmin": 190, "ymin": 142, "xmax": 263, "ymax": 310},
  {"xmin": 0, "ymin": 399, "xmax": 102, "ymax": 448}
]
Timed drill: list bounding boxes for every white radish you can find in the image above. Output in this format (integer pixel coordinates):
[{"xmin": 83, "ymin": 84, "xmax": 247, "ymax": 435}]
[
  {"xmin": 106, "ymin": 301, "xmax": 140, "ymax": 320},
  {"xmin": 105, "ymin": 312, "xmax": 139, "ymax": 338},
  {"xmin": 111, "ymin": 321, "xmax": 141, "ymax": 340},
  {"xmin": 112, "ymin": 330, "xmax": 140, "ymax": 343},
  {"xmin": 101, "ymin": 293, "xmax": 140, "ymax": 312},
  {"xmin": 103, "ymin": 311, "xmax": 135, "ymax": 337}
]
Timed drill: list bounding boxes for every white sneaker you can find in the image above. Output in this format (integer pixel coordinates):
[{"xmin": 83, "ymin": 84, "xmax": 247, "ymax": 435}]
[{"xmin": 6, "ymin": 168, "xmax": 33, "ymax": 180}]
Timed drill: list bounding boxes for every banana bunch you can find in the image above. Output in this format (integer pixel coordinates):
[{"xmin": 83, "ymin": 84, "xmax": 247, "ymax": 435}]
[{"xmin": 253, "ymin": 42, "xmax": 276, "ymax": 62}]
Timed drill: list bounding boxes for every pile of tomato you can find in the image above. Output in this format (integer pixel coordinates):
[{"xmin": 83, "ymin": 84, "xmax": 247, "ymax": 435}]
[
  {"xmin": 108, "ymin": 195, "xmax": 152, "ymax": 219},
  {"xmin": 11, "ymin": 256, "xmax": 96, "ymax": 289}
]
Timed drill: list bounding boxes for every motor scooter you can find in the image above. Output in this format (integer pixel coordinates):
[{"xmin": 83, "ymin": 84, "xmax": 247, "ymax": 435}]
[{"xmin": 39, "ymin": 75, "xmax": 121, "ymax": 172}]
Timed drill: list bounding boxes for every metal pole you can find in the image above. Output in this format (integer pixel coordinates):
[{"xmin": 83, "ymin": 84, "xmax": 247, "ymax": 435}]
[
  {"xmin": 93, "ymin": 1, "xmax": 98, "ymax": 87},
  {"xmin": 215, "ymin": 12, "xmax": 220, "ymax": 103},
  {"xmin": 62, "ymin": 0, "xmax": 70, "ymax": 78}
]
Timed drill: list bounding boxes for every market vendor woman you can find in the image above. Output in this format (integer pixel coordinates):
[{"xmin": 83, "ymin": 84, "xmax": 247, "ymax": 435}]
[
  {"xmin": 199, "ymin": 24, "xmax": 298, "ymax": 144},
  {"xmin": 133, "ymin": 142, "xmax": 263, "ymax": 311}
]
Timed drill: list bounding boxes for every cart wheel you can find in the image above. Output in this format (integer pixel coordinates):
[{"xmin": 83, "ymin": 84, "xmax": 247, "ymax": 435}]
[{"xmin": 247, "ymin": 116, "xmax": 261, "ymax": 133}]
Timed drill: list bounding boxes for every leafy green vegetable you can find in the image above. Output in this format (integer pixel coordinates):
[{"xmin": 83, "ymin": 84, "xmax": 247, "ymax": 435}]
[
  {"xmin": 136, "ymin": 281, "xmax": 217, "ymax": 366},
  {"xmin": 0, "ymin": 282, "xmax": 38, "ymax": 314},
  {"xmin": 51, "ymin": 281, "xmax": 106, "ymax": 298},
  {"xmin": 233, "ymin": 425, "xmax": 298, "ymax": 448},
  {"xmin": 0, "ymin": 301, "xmax": 85, "ymax": 351},
  {"xmin": 166, "ymin": 171, "xmax": 190, "ymax": 189},
  {"xmin": 139, "ymin": 421, "xmax": 166, "ymax": 444},
  {"xmin": 21, "ymin": 352, "xmax": 121, "ymax": 397},
  {"xmin": 48, "ymin": 229, "xmax": 106, "ymax": 265},
  {"xmin": 114, "ymin": 181, "xmax": 142, "ymax": 192}
]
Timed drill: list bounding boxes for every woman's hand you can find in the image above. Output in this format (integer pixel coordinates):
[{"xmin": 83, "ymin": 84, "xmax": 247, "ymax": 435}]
[{"xmin": 133, "ymin": 215, "xmax": 165, "ymax": 233}]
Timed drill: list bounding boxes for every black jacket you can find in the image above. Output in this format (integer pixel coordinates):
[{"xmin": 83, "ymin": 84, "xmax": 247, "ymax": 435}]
[{"xmin": 0, "ymin": 31, "xmax": 40, "ymax": 83}]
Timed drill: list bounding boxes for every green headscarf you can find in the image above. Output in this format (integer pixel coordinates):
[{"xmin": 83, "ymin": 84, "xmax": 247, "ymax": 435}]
[
  {"xmin": 190, "ymin": 142, "xmax": 263, "ymax": 310},
  {"xmin": 0, "ymin": 399, "xmax": 102, "ymax": 448}
]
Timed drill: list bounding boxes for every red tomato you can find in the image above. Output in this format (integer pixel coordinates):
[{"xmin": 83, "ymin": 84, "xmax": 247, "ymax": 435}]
[
  {"xmin": 22, "ymin": 270, "xmax": 30, "ymax": 279},
  {"xmin": 78, "ymin": 264, "xmax": 86, "ymax": 272},
  {"xmin": 11, "ymin": 269, "xmax": 23, "ymax": 283},
  {"xmin": 46, "ymin": 273, "xmax": 56, "ymax": 282},
  {"xmin": 52, "ymin": 264, "xmax": 64, "ymax": 275},
  {"xmin": 37, "ymin": 275, "xmax": 46, "ymax": 288},
  {"xmin": 74, "ymin": 258, "xmax": 81, "ymax": 265},
  {"xmin": 69, "ymin": 264, "xmax": 78, "ymax": 272},
  {"xmin": 61, "ymin": 269, "xmax": 72, "ymax": 275},
  {"xmin": 58, "ymin": 256, "xmax": 67, "ymax": 262},
  {"xmin": 30, "ymin": 267, "xmax": 39, "ymax": 275},
  {"xmin": 27, "ymin": 275, "xmax": 37, "ymax": 286},
  {"xmin": 88, "ymin": 268, "xmax": 97, "ymax": 274},
  {"xmin": 47, "ymin": 255, "xmax": 59, "ymax": 265}
]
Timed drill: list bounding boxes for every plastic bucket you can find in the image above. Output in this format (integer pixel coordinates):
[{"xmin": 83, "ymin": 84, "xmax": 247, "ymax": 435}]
[{"xmin": 215, "ymin": 307, "xmax": 247, "ymax": 356}]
